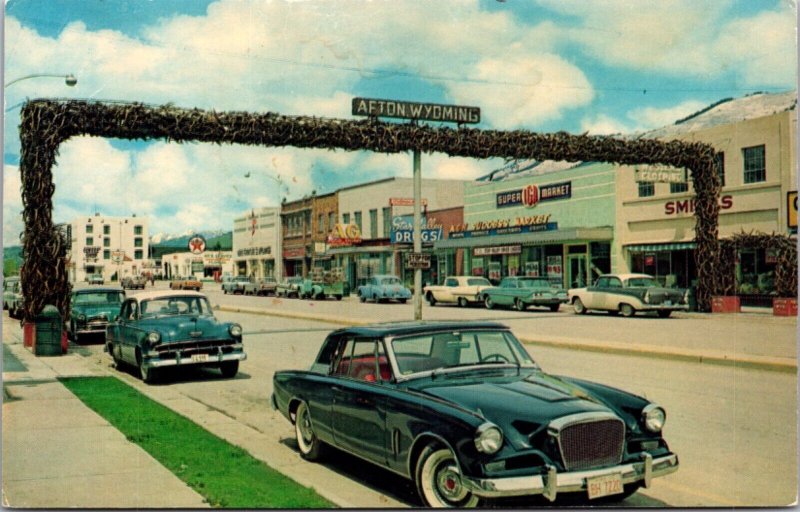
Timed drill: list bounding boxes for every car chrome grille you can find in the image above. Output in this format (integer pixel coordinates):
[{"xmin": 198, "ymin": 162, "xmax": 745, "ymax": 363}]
[
  {"xmin": 551, "ymin": 415, "xmax": 625, "ymax": 471},
  {"xmin": 154, "ymin": 339, "xmax": 237, "ymax": 358}
]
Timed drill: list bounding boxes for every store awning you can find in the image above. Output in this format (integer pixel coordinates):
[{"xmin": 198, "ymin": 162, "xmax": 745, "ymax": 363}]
[
  {"xmin": 626, "ymin": 242, "xmax": 696, "ymax": 253},
  {"xmin": 433, "ymin": 227, "xmax": 613, "ymax": 250}
]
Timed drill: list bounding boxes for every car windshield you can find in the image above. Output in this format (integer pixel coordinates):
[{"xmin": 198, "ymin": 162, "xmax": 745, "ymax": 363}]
[
  {"xmin": 379, "ymin": 277, "xmax": 401, "ymax": 285},
  {"xmin": 467, "ymin": 278, "xmax": 491, "ymax": 286},
  {"xmin": 140, "ymin": 296, "xmax": 214, "ymax": 318},
  {"xmin": 519, "ymin": 278, "xmax": 550, "ymax": 289},
  {"xmin": 626, "ymin": 277, "xmax": 659, "ymax": 287},
  {"xmin": 391, "ymin": 330, "xmax": 536, "ymax": 376},
  {"xmin": 74, "ymin": 291, "xmax": 124, "ymax": 305}
]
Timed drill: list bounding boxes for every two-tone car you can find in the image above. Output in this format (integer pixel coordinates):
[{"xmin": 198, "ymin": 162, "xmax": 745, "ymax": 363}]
[
  {"xmin": 68, "ymin": 287, "xmax": 126, "ymax": 343},
  {"xmin": 169, "ymin": 276, "xmax": 203, "ymax": 291},
  {"xmin": 222, "ymin": 275, "xmax": 252, "ymax": 294},
  {"xmin": 423, "ymin": 276, "xmax": 492, "ymax": 307},
  {"xmin": 243, "ymin": 277, "xmax": 278, "ymax": 296},
  {"xmin": 357, "ymin": 275, "xmax": 412, "ymax": 303},
  {"xmin": 481, "ymin": 276, "xmax": 568, "ymax": 312},
  {"xmin": 276, "ymin": 277, "xmax": 304, "ymax": 298},
  {"xmin": 272, "ymin": 321, "xmax": 679, "ymax": 507},
  {"xmin": 121, "ymin": 275, "xmax": 147, "ymax": 290},
  {"xmin": 568, "ymin": 273, "xmax": 689, "ymax": 318},
  {"xmin": 3, "ymin": 276, "xmax": 22, "ymax": 319},
  {"xmin": 106, "ymin": 290, "xmax": 246, "ymax": 383}
]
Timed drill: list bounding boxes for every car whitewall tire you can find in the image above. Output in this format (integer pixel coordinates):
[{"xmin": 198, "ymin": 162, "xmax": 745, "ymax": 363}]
[
  {"xmin": 415, "ymin": 446, "xmax": 479, "ymax": 508},
  {"xmin": 295, "ymin": 401, "xmax": 323, "ymax": 461},
  {"xmin": 573, "ymin": 297, "xmax": 587, "ymax": 314}
]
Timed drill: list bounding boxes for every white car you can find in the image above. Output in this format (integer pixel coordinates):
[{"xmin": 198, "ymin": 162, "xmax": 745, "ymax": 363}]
[
  {"xmin": 423, "ymin": 276, "xmax": 493, "ymax": 307},
  {"xmin": 568, "ymin": 273, "xmax": 689, "ymax": 318}
]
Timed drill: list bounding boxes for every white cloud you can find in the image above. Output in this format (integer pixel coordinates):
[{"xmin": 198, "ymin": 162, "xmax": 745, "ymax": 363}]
[
  {"xmin": 582, "ymin": 99, "xmax": 717, "ymax": 135},
  {"xmin": 3, "ymin": 165, "xmax": 24, "ymax": 245}
]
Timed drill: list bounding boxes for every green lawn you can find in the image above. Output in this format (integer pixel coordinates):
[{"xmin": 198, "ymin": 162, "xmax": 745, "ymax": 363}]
[{"xmin": 60, "ymin": 376, "xmax": 333, "ymax": 509}]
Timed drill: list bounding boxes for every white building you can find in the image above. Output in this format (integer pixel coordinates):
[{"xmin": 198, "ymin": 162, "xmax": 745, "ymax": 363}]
[
  {"xmin": 161, "ymin": 250, "xmax": 234, "ymax": 280},
  {"xmin": 68, "ymin": 213, "xmax": 150, "ymax": 283},
  {"xmin": 232, "ymin": 207, "xmax": 282, "ymax": 279}
]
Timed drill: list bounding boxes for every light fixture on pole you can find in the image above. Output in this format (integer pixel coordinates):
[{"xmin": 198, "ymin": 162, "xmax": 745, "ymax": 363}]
[{"xmin": 4, "ymin": 73, "xmax": 78, "ymax": 88}]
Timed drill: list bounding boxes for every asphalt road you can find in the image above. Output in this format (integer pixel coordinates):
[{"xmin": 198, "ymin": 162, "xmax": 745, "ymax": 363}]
[{"xmin": 75, "ymin": 302, "xmax": 797, "ymax": 507}]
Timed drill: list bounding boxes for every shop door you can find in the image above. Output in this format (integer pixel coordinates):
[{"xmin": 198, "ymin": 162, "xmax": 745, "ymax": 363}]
[{"xmin": 567, "ymin": 254, "xmax": 587, "ymax": 289}]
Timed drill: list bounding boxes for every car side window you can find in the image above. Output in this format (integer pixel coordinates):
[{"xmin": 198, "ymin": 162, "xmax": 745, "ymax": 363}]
[
  {"xmin": 595, "ymin": 277, "xmax": 609, "ymax": 288},
  {"xmin": 445, "ymin": 278, "xmax": 458, "ymax": 287},
  {"xmin": 608, "ymin": 278, "xmax": 623, "ymax": 288}
]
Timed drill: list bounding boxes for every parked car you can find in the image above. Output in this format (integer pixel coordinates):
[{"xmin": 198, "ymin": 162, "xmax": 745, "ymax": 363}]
[
  {"xmin": 568, "ymin": 273, "xmax": 689, "ymax": 318},
  {"xmin": 88, "ymin": 273, "xmax": 105, "ymax": 285},
  {"xmin": 423, "ymin": 276, "xmax": 492, "ymax": 307},
  {"xmin": 243, "ymin": 276, "xmax": 278, "ymax": 296},
  {"xmin": 222, "ymin": 275, "xmax": 252, "ymax": 294},
  {"xmin": 67, "ymin": 287, "xmax": 126, "ymax": 343},
  {"xmin": 481, "ymin": 276, "xmax": 568, "ymax": 312},
  {"xmin": 121, "ymin": 275, "xmax": 147, "ymax": 290},
  {"xmin": 169, "ymin": 276, "xmax": 202, "ymax": 291},
  {"xmin": 3, "ymin": 276, "xmax": 22, "ymax": 318},
  {"xmin": 106, "ymin": 290, "xmax": 246, "ymax": 383},
  {"xmin": 357, "ymin": 275, "xmax": 411, "ymax": 303},
  {"xmin": 276, "ymin": 277, "xmax": 304, "ymax": 298},
  {"xmin": 272, "ymin": 321, "xmax": 679, "ymax": 507}
]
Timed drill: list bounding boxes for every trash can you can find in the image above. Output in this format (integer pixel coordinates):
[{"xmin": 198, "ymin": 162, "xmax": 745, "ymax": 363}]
[
  {"xmin": 687, "ymin": 286, "xmax": 697, "ymax": 312},
  {"xmin": 34, "ymin": 305, "xmax": 63, "ymax": 356}
]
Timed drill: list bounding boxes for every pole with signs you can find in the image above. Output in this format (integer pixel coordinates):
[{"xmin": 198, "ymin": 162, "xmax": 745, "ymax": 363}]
[{"xmin": 413, "ymin": 150, "xmax": 422, "ymax": 321}]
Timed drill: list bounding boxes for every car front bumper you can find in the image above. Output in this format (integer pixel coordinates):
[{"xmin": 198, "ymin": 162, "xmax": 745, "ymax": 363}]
[
  {"xmin": 144, "ymin": 346, "xmax": 247, "ymax": 369},
  {"xmin": 462, "ymin": 453, "xmax": 678, "ymax": 501}
]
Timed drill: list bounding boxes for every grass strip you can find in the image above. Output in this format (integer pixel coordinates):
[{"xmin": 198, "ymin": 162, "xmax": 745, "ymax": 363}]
[{"xmin": 60, "ymin": 376, "xmax": 333, "ymax": 509}]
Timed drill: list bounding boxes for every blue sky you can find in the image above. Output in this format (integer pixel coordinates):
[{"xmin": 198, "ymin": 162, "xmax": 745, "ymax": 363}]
[{"xmin": 3, "ymin": 0, "xmax": 796, "ymax": 244}]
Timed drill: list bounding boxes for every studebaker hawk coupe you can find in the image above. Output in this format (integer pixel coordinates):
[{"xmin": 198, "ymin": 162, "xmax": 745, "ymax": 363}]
[
  {"xmin": 481, "ymin": 277, "xmax": 568, "ymax": 312},
  {"xmin": 272, "ymin": 322, "xmax": 678, "ymax": 507},
  {"xmin": 423, "ymin": 276, "xmax": 492, "ymax": 307},
  {"xmin": 357, "ymin": 275, "xmax": 412, "ymax": 303},
  {"xmin": 106, "ymin": 290, "xmax": 246, "ymax": 383},
  {"xmin": 68, "ymin": 287, "xmax": 126, "ymax": 342},
  {"xmin": 569, "ymin": 273, "xmax": 689, "ymax": 318}
]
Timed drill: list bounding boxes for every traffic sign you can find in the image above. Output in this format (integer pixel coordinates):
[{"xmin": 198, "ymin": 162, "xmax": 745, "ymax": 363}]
[{"xmin": 405, "ymin": 252, "xmax": 431, "ymax": 269}]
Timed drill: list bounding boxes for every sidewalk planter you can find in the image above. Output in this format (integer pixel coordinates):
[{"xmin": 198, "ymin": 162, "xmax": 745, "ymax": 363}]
[
  {"xmin": 711, "ymin": 296, "xmax": 741, "ymax": 313},
  {"xmin": 772, "ymin": 298, "xmax": 797, "ymax": 317},
  {"xmin": 34, "ymin": 305, "xmax": 64, "ymax": 356}
]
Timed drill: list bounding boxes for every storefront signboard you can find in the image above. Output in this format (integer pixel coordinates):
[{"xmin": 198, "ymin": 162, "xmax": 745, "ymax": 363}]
[
  {"xmin": 111, "ymin": 250, "xmax": 125, "ymax": 264},
  {"xmin": 787, "ymin": 191, "xmax": 797, "ymax": 229},
  {"xmin": 389, "ymin": 197, "xmax": 428, "ymax": 207},
  {"xmin": 449, "ymin": 221, "xmax": 557, "ymax": 239},
  {"xmin": 327, "ymin": 224, "xmax": 362, "ymax": 247},
  {"xmin": 496, "ymin": 182, "xmax": 571, "ymax": 209},
  {"xmin": 237, "ymin": 246, "xmax": 271, "ymax": 257},
  {"xmin": 391, "ymin": 215, "xmax": 443, "ymax": 243},
  {"xmin": 191, "ymin": 260, "xmax": 204, "ymax": 273},
  {"xmin": 83, "ymin": 246, "xmax": 100, "ymax": 260},
  {"xmin": 546, "ymin": 256, "xmax": 563, "ymax": 278},
  {"xmin": 665, "ymin": 195, "xmax": 732, "ymax": 215},
  {"xmin": 405, "ymin": 252, "xmax": 431, "ymax": 269},
  {"xmin": 352, "ymin": 97, "xmax": 480, "ymax": 124},
  {"xmin": 188, "ymin": 234, "xmax": 206, "ymax": 255},
  {"xmin": 474, "ymin": 245, "xmax": 521, "ymax": 256},
  {"xmin": 283, "ymin": 247, "xmax": 306, "ymax": 259},
  {"xmin": 634, "ymin": 165, "xmax": 687, "ymax": 183}
]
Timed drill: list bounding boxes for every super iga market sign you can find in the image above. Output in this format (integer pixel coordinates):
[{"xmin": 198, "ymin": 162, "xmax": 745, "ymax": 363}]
[{"xmin": 496, "ymin": 181, "xmax": 572, "ymax": 209}]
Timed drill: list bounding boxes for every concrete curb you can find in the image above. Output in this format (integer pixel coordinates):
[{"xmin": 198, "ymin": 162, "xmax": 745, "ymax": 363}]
[{"xmin": 219, "ymin": 305, "xmax": 797, "ymax": 373}]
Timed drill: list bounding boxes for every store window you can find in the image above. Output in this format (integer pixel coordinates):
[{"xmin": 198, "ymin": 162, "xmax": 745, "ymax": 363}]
[
  {"xmin": 743, "ymin": 145, "xmax": 766, "ymax": 184},
  {"xmin": 590, "ymin": 242, "xmax": 611, "ymax": 279},
  {"xmin": 638, "ymin": 181, "xmax": 654, "ymax": 198},
  {"xmin": 737, "ymin": 248, "xmax": 775, "ymax": 294}
]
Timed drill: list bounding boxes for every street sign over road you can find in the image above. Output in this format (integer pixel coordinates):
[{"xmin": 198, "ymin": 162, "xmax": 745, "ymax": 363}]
[
  {"xmin": 405, "ymin": 252, "xmax": 431, "ymax": 269},
  {"xmin": 352, "ymin": 97, "xmax": 480, "ymax": 124}
]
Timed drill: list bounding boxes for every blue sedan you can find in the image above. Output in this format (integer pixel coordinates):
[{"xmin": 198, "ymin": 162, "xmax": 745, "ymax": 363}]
[
  {"xmin": 106, "ymin": 290, "xmax": 246, "ymax": 383},
  {"xmin": 357, "ymin": 275, "xmax": 412, "ymax": 304}
]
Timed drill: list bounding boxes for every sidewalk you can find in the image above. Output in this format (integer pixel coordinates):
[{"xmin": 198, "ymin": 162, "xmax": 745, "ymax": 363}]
[{"xmin": 1, "ymin": 319, "xmax": 209, "ymax": 509}]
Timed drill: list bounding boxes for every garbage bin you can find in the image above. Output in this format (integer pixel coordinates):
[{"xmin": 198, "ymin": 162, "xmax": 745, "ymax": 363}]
[
  {"xmin": 687, "ymin": 286, "xmax": 697, "ymax": 312},
  {"xmin": 34, "ymin": 305, "xmax": 63, "ymax": 356}
]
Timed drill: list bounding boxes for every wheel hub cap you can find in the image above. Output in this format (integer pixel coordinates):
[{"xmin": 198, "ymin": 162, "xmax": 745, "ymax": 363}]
[{"xmin": 437, "ymin": 465, "xmax": 466, "ymax": 500}]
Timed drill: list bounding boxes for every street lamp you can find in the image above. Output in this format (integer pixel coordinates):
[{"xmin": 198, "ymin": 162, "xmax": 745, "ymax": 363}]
[{"xmin": 5, "ymin": 73, "xmax": 78, "ymax": 88}]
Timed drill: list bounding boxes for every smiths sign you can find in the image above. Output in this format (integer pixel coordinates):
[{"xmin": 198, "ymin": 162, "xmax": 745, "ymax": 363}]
[
  {"xmin": 352, "ymin": 97, "xmax": 480, "ymax": 124},
  {"xmin": 497, "ymin": 181, "xmax": 572, "ymax": 209}
]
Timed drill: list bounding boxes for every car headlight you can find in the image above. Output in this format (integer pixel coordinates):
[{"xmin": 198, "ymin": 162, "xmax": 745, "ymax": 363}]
[
  {"xmin": 642, "ymin": 404, "xmax": 666, "ymax": 433},
  {"xmin": 146, "ymin": 331, "xmax": 161, "ymax": 346},
  {"xmin": 229, "ymin": 324, "xmax": 243, "ymax": 337},
  {"xmin": 474, "ymin": 423, "xmax": 503, "ymax": 454},
  {"xmin": 77, "ymin": 314, "xmax": 86, "ymax": 322}
]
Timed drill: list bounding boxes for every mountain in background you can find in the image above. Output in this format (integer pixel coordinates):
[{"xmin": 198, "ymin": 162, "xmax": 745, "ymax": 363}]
[{"xmin": 150, "ymin": 230, "xmax": 232, "ymax": 250}]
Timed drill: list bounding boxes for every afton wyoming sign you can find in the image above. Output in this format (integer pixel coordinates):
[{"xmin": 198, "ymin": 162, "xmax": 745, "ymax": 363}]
[{"xmin": 352, "ymin": 97, "xmax": 480, "ymax": 124}]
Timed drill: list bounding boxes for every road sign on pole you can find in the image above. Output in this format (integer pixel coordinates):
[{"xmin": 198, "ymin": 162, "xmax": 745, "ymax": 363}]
[{"xmin": 406, "ymin": 252, "xmax": 431, "ymax": 270}]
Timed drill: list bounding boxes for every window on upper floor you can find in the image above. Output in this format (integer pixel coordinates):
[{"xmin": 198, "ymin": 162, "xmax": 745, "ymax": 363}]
[
  {"xmin": 743, "ymin": 145, "xmax": 766, "ymax": 184},
  {"xmin": 85, "ymin": 237, "xmax": 94, "ymax": 246},
  {"xmin": 369, "ymin": 209, "xmax": 378, "ymax": 238},
  {"xmin": 382, "ymin": 207, "xmax": 392, "ymax": 238},
  {"xmin": 103, "ymin": 238, "xmax": 111, "ymax": 247},
  {"xmin": 670, "ymin": 182, "xmax": 689, "ymax": 194},
  {"xmin": 318, "ymin": 214, "xmax": 325, "ymax": 233},
  {"xmin": 354, "ymin": 211, "xmax": 363, "ymax": 231},
  {"xmin": 329, "ymin": 212, "xmax": 335, "ymax": 231},
  {"xmin": 134, "ymin": 237, "xmax": 143, "ymax": 247},
  {"xmin": 86, "ymin": 224, "xmax": 93, "ymax": 234},
  {"xmin": 134, "ymin": 250, "xmax": 143, "ymax": 260},
  {"xmin": 103, "ymin": 250, "xmax": 110, "ymax": 260},
  {"xmin": 134, "ymin": 225, "xmax": 143, "ymax": 235},
  {"xmin": 103, "ymin": 225, "xmax": 111, "ymax": 235},
  {"xmin": 342, "ymin": 212, "xmax": 350, "ymax": 225},
  {"xmin": 638, "ymin": 181, "xmax": 654, "ymax": 198}
]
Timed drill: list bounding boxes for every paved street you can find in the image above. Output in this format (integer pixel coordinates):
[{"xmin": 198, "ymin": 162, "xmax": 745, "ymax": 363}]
[{"xmin": 3, "ymin": 285, "xmax": 795, "ymax": 507}]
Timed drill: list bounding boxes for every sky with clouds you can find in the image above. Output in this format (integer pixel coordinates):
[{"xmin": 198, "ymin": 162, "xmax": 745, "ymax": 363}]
[{"xmin": 3, "ymin": 0, "xmax": 796, "ymax": 245}]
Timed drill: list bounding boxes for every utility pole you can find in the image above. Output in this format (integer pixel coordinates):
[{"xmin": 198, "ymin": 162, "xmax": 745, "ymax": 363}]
[{"xmin": 413, "ymin": 149, "xmax": 423, "ymax": 321}]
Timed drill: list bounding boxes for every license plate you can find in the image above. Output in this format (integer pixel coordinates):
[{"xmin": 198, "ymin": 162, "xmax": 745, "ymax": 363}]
[
  {"xmin": 190, "ymin": 353, "xmax": 209, "ymax": 363},
  {"xmin": 587, "ymin": 473, "xmax": 623, "ymax": 500}
]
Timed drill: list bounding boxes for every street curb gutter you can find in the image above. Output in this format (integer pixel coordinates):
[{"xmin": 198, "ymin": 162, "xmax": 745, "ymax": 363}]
[{"xmin": 219, "ymin": 305, "xmax": 797, "ymax": 373}]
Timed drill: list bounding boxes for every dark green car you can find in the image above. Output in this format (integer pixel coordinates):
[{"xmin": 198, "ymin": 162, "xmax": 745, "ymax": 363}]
[
  {"xmin": 67, "ymin": 287, "xmax": 126, "ymax": 343},
  {"xmin": 106, "ymin": 290, "xmax": 246, "ymax": 383}
]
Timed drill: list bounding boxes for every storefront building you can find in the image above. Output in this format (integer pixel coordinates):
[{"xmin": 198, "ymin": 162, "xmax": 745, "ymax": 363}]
[
  {"xmin": 311, "ymin": 192, "xmax": 337, "ymax": 271},
  {"xmin": 281, "ymin": 196, "xmax": 313, "ymax": 278},
  {"xmin": 232, "ymin": 207, "xmax": 281, "ymax": 279},
  {"xmin": 616, "ymin": 91, "xmax": 797, "ymax": 303},
  {"xmin": 162, "ymin": 250, "xmax": 234, "ymax": 279},
  {"xmin": 327, "ymin": 177, "xmax": 466, "ymax": 290},
  {"xmin": 393, "ymin": 206, "xmax": 463, "ymax": 287},
  {"xmin": 68, "ymin": 213, "xmax": 151, "ymax": 283},
  {"xmin": 434, "ymin": 162, "xmax": 617, "ymax": 288}
]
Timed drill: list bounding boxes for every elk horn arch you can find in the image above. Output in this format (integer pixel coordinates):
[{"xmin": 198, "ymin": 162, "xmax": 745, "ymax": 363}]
[{"xmin": 17, "ymin": 99, "xmax": 721, "ymax": 320}]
